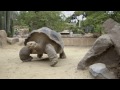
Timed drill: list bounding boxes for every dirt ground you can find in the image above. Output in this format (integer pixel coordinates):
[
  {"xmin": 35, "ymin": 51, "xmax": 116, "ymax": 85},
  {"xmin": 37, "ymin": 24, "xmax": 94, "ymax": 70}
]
[{"xmin": 0, "ymin": 44, "xmax": 93, "ymax": 79}]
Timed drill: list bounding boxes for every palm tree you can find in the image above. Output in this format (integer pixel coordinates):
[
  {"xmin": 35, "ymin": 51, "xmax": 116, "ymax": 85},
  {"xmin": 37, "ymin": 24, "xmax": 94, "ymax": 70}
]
[
  {"xmin": 0, "ymin": 11, "xmax": 18, "ymax": 37},
  {"xmin": 0, "ymin": 11, "xmax": 4, "ymax": 29}
]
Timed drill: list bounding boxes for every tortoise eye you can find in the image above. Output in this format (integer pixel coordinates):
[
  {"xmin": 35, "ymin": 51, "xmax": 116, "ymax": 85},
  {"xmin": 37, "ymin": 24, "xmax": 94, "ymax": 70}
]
[{"xmin": 30, "ymin": 43, "xmax": 32, "ymax": 45}]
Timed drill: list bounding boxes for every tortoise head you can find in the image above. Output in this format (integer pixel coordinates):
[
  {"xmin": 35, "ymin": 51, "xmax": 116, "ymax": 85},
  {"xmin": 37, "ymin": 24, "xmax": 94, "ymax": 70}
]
[{"xmin": 26, "ymin": 41, "xmax": 38, "ymax": 49}]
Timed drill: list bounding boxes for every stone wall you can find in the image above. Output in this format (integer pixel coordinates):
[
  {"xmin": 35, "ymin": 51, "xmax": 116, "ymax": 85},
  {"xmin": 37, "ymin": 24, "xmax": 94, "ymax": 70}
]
[{"xmin": 62, "ymin": 37, "xmax": 97, "ymax": 46}]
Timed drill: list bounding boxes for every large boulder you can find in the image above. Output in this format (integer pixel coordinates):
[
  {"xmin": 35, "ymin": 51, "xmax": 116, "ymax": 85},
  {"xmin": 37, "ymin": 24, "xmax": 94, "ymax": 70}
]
[
  {"xmin": 77, "ymin": 18, "xmax": 120, "ymax": 79},
  {"xmin": 7, "ymin": 37, "xmax": 19, "ymax": 44},
  {"xmin": 0, "ymin": 30, "xmax": 7, "ymax": 47}
]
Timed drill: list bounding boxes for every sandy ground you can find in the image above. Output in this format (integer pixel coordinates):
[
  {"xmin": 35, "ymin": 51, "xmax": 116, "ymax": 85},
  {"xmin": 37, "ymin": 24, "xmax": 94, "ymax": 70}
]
[{"xmin": 0, "ymin": 44, "xmax": 93, "ymax": 79}]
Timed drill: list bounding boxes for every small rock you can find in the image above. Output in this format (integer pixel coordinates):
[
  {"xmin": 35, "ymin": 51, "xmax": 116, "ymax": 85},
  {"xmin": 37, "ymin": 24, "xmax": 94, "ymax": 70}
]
[
  {"xmin": 7, "ymin": 37, "xmax": 19, "ymax": 44},
  {"xmin": 89, "ymin": 63, "xmax": 116, "ymax": 79}
]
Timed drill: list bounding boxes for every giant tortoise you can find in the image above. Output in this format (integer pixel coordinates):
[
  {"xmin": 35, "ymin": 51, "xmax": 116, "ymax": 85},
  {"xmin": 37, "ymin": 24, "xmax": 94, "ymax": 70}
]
[{"xmin": 19, "ymin": 27, "xmax": 66, "ymax": 66}]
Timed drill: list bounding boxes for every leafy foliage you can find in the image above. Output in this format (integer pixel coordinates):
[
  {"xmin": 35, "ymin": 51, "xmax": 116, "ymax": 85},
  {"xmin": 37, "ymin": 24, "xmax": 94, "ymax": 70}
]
[
  {"xmin": 81, "ymin": 11, "xmax": 108, "ymax": 33},
  {"xmin": 77, "ymin": 11, "xmax": 116, "ymax": 35},
  {"xmin": 15, "ymin": 11, "xmax": 67, "ymax": 32},
  {"xmin": 64, "ymin": 11, "xmax": 120, "ymax": 35}
]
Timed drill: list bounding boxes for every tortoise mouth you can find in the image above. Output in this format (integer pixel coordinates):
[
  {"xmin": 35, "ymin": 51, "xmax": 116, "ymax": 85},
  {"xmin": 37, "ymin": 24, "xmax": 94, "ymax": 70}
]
[{"xmin": 27, "ymin": 41, "xmax": 37, "ymax": 49}]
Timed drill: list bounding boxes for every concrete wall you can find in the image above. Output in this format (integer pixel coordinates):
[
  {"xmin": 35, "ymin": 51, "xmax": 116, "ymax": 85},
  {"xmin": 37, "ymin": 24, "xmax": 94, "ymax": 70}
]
[{"xmin": 62, "ymin": 37, "xmax": 97, "ymax": 46}]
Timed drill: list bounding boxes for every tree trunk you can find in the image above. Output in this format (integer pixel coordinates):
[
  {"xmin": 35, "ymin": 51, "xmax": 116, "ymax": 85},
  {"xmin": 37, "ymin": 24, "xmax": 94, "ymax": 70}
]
[
  {"xmin": 4, "ymin": 11, "xmax": 7, "ymax": 31},
  {"xmin": 0, "ymin": 12, "xmax": 2, "ymax": 29},
  {"xmin": 10, "ymin": 18, "xmax": 13, "ymax": 37},
  {"xmin": 6, "ymin": 11, "xmax": 11, "ymax": 36},
  {"xmin": 0, "ymin": 11, "xmax": 14, "ymax": 37}
]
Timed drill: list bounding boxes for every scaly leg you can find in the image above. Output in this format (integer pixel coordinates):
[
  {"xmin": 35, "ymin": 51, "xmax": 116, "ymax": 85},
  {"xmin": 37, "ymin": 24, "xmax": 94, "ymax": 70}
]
[{"xmin": 45, "ymin": 44, "xmax": 58, "ymax": 67}]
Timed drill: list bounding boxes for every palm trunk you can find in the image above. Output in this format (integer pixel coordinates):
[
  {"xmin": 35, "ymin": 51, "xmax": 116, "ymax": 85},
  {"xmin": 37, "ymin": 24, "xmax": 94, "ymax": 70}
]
[
  {"xmin": 0, "ymin": 11, "xmax": 3, "ymax": 29},
  {"xmin": 0, "ymin": 11, "xmax": 13, "ymax": 37},
  {"xmin": 6, "ymin": 11, "xmax": 11, "ymax": 36},
  {"xmin": 10, "ymin": 18, "xmax": 13, "ymax": 37},
  {"xmin": 4, "ymin": 11, "xmax": 7, "ymax": 31}
]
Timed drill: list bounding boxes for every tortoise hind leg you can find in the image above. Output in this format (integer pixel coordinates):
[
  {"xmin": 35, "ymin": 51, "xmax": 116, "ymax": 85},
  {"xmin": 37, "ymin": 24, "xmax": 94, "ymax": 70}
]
[
  {"xmin": 59, "ymin": 50, "xmax": 66, "ymax": 59},
  {"xmin": 45, "ymin": 44, "xmax": 58, "ymax": 67},
  {"xmin": 37, "ymin": 54, "xmax": 43, "ymax": 58}
]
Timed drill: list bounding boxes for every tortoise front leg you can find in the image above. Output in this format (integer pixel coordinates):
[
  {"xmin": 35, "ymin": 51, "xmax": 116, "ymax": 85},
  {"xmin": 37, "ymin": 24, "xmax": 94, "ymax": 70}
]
[{"xmin": 45, "ymin": 44, "xmax": 58, "ymax": 67}]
